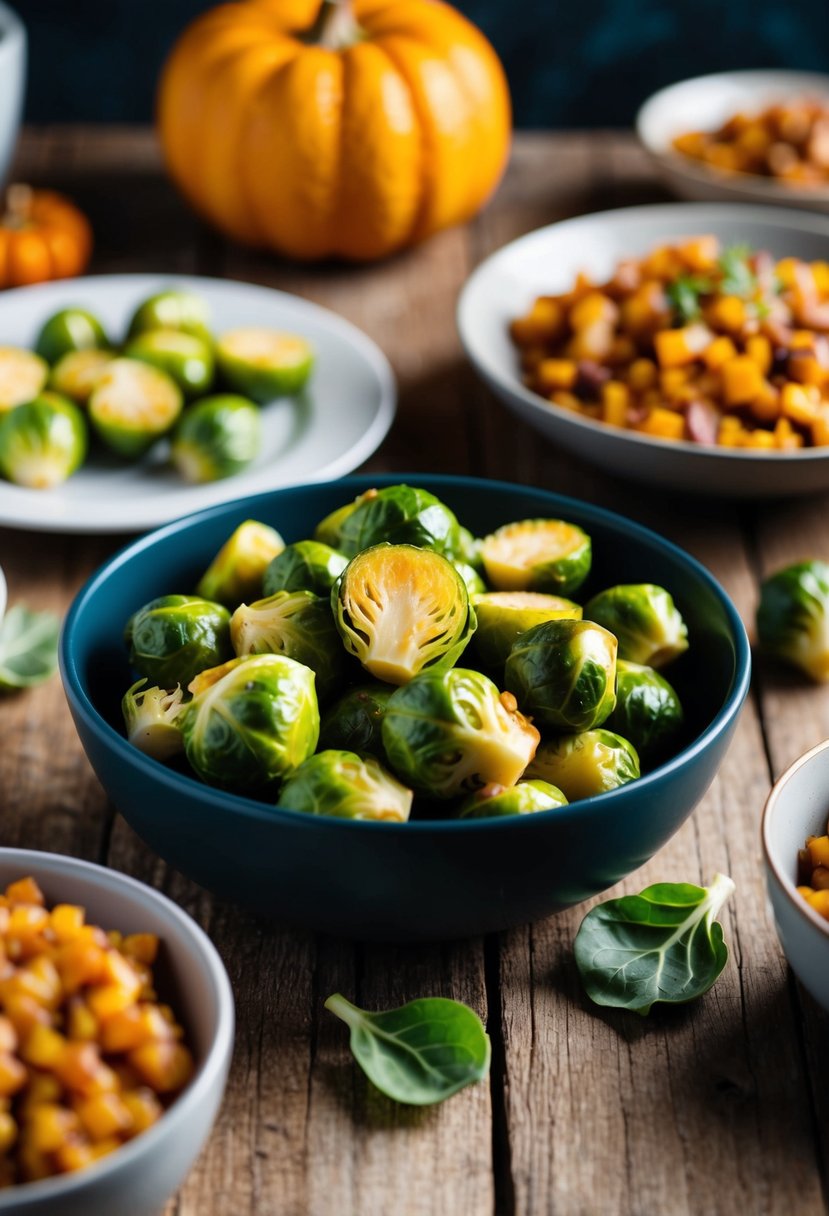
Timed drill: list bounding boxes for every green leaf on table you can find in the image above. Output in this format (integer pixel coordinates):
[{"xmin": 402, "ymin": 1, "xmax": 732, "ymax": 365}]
[
  {"xmin": 324, "ymin": 992, "xmax": 491, "ymax": 1106},
  {"xmin": 0, "ymin": 604, "xmax": 60, "ymax": 690},
  {"xmin": 574, "ymin": 872, "xmax": 735, "ymax": 1016}
]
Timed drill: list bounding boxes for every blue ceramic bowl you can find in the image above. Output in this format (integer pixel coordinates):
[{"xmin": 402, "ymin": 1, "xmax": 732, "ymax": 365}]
[{"xmin": 60, "ymin": 475, "xmax": 751, "ymax": 941}]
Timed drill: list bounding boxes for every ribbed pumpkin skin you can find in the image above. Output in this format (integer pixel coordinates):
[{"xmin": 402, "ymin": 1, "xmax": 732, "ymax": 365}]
[
  {"xmin": 0, "ymin": 191, "xmax": 92, "ymax": 287},
  {"xmin": 157, "ymin": 0, "xmax": 511, "ymax": 260}
]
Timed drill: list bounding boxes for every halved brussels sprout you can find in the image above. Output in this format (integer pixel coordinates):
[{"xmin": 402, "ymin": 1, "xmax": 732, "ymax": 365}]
[
  {"xmin": 124, "ymin": 329, "xmax": 215, "ymax": 398},
  {"xmin": 263, "ymin": 540, "xmax": 348, "ymax": 597},
  {"xmin": 34, "ymin": 308, "xmax": 110, "ymax": 366},
  {"xmin": 318, "ymin": 683, "xmax": 393, "ymax": 757},
  {"xmin": 0, "ymin": 394, "xmax": 87, "ymax": 488},
  {"xmin": 127, "ymin": 289, "xmax": 212, "ymax": 344},
  {"xmin": 279, "ymin": 749, "xmax": 412, "ymax": 822},
  {"xmin": 457, "ymin": 779, "xmax": 568, "ymax": 819},
  {"xmin": 526, "ymin": 730, "xmax": 640, "ymax": 802},
  {"xmin": 50, "ymin": 349, "xmax": 115, "ymax": 404},
  {"xmin": 584, "ymin": 584, "xmax": 688, "ymax": 668},
  {"xmin": 125, "ymin": 594, "xmax": 232, "ymax": 690},
  {"xmin": 472, "ymin": 590, "xmax": 583, "ymax": 670},
  {"xmin": 456, "ymin": 526, "xmax": 484, "ymax": 572},
  {"xmin": 88, "ymin": 358, "xmax": 183, "ymax": 458},
  {"xmin": 505, "ymin": 618, "xmax": 617, "ymax": 732},
  {"xmin": 181, "ymin": 654, "xmax": 319, "ymax": 792},
  {"xmin": 121, "ymin": 679, "xmax": 184, "ymax": 762},
  {"xmin": 606, "ymin": 659, "xmax": 684, "ymax": 765},
  {"xmin": 333, "ymin": 544, "xmax": 476, "ymax": 685},
  {"xmin": 0, "ymin": 347, "xmax": 48, "ymax": 415},
  {"xmin": 230, "ymin": 590, "xmax": 347, "ymax": 703},
  {"xmin": 481, "ymin": 519, "xmax": 592, "ymax": 596},
  {"xmin": 170, "ymin": 394, "xmax": 260, "ymax": 483},
  {"xmin": 382, "ymin": 668, "xmax": 540, "ymax": 799},
  {"xmin": 757, "ymin": 560, "xmax": 829, "ymax": 681},
  {"xmin": 453, "ymin": 560, "xmax": 487, "ymax": 598},
  {"xmin": 315, "ymin": 485, "xmax": 463, "ymax": 558},
  {"xmin": 196, "ymin": 519, "xmax": 285, "ymax": 607},
  {"xmin": 216, "ymin": 328, "xmax": 314, "ymax": 402}
]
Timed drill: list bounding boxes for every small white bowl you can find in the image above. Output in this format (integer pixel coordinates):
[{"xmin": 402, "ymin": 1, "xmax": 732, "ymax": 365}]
[
  {"xmin": 762, "ymin": 740, "xmax": 829, "ymax": 1012},
  {"xmin": 0, "ymin": 3, "xmax": 26, "ymax": 187},
  {"xmin": 637, "ymin": 70, "xmax": 829, "ymax": 212}
]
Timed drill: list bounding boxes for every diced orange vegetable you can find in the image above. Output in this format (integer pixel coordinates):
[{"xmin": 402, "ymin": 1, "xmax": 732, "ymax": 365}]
[
  {"xmin": 602, "ymin": 381, "xmax": 629, "ymax": 428},
  {"xmin": 706, "ymin": 295, "xmax": 746, "ymax": 333},
  {"xmin": 128, "ymin": 1042, "xmax": 194, "ymax": 1094},
  {"xmin": 807, "ymin": 889, "xmax": 829, "ymax": 918},
  {"xmin": 49, "ymin": 905, "xmax": 85, "ymax": 943},
  {"xmin": 703, "ymin": 336, "xmax": 737, "ymax": 371},
  {"xmin": 75, "ymin": 1092, "xmax": 133, "ymax": 1142},
  {"xmin": 627, "ymin": 358, "xmax": 657, "ymax": 391},
  {"xmin": 536, "ymin": 359, "xmax": 577, "ymax": 392},
  {"xmin": 721, "ymin": 356, "xmax": 764, "ymax": 406},
  {"xmin": 5, "ymin": 880, "xmax": 44, "ymax": 908},
  {"xmin": 746, "ymin": 335, "xmax": 772, "ymax": 375},
  {"xmin": 807, "ymin": 835, "xmax": 829, "ymax": 868},
  {"xmin": 637, "ymin": 407, "xmax": 686, "ymax": 441},
  {"xmin": 654, "ymin": 325, "xmax": 710, "ymax": 369}
]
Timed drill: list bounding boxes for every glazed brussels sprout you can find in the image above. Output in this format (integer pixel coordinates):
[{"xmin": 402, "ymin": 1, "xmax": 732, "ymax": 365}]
[
  {"xmin": 124, "ymin": 329, "xmax": 215, "ymax": 398},
  {"xmin": 584, "ymin": 584, "xmax": 688, "ymax": 668},
  {"xmin": 196, "ymin": 519, "xmax": 285, "ymax": 607},
  {"xmin": 472, "ymin": 590, "xmax": 582, "ymax": 669},
  {"xmin": 333, "ymin": 544, "xmax": 476, "ymax": 685},
  {"xmin": 279, "ymin": 750, "xmax": 412, "ymax": 822},
  {"xmin": 756, "ymin": 560, "xmax": 829, "ymax": 681},
  {"xmin": 606, "ymin": 659, "xmax": 684, "ymax": 765},
  {"xmin": 0, "ymin": 394, "xmax": 87, "ymax": 488},
  {"xmin": 526, "ymin": 730, "xmax": 640, "ymax": 802},
  {"xmin": 381, "ymin": 668, "xmax": 539, "ymax": 799},
  {"xmin": 50, "ymin": 349, "xmax": 115, "ymax": 404},
  {"xmin": 318, "ymin": 683, "xmax": 393, "ymax": 758},
  {"xmin": 315, "ymin": 485, "xmax": 463, "ymax": 558},
  {"xmin": 216, "ymin": 328, "xmax": 315, "ymax": 403},
  {"xmin": 481, "ymin": 518, "xmax": 592, "ymax": 597},
  {"xmin": 126, "ymin": 289, "xmax": 212, "ymax": 344},
  {"xmin": 88, "ymin": 358, "xmax": 183, "ymax": 458},
  {"xmin": 125, "ymin": 594, "xmax": 232, "ymax": 690},
  {"xmin": 35, "ymin": 308, "xmax": 110, "ymax": 366},
  {"xmin": 263, "ymin": 540, "xmax": 348, "ymax": 597},
  {"xmin": 230, "ymin": 590, "xmax": 347, "ymax": 703},
  {"xmin": 505, "ymin": 618, "xmax": 617, "ymax": 732},
  {"xmin": 457, "ymin": 779, "xmax": 568, "ymax": 819},
  {"xmin": 121, "ymin": 679, "xmax": 184, "ymax": 762},
  {"xmin": 170, "ymin": 394, "xmax": 260, "ymax": 483},
  {"xmin": 0, "ymin": 347, "xmax": 48, "ymax": 414},
  {"xmin": 181, "ymin": 654, "xmax": 319, "ymax": 793}
]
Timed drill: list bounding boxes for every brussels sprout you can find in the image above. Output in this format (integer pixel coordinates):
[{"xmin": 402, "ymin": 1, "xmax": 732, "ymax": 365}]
[
  {"xmin": 170, "ymin": 394, "xmax": 260, "ymax": 483},
  {"xmin": 181, "ymin": 654, "xmax": 319, "ymax": 792},
  {"xmin": 34, "ymin": 308, "xmax": 110, "ymax": 365},
  {"xmin": 481, "ymin": 518, "xmax": 592, "ymax": 597},
  {"xmin": 526, "ymin": 730, "xmax": 640, "ymax": 802},
  {"xmin": 318, "ymin": 683, "xmax": 393, "ymax": 757},
  {"xmin": 315, "ymin": 485, "xmax": 463, "ymax": 558},
  {"xmin": 196, "ymin": 519, "xmax": 285, "ymax": 607},
  {"xmin": 584, "ymin": 584, "xmax": 688, "ymax": 669},
  {"xmin": 0, "ymin": 347, "xmax": 48, "ymax": 415},
  {"xmin": 756, "ymin": 560, "xmax": 829, "ymax": 681},
  {"xmin": 50, "ymin": 349, "xmax": 115, "ymax": 404},
  {"xmin": 606, "ymin": 659, "xmax": 684, "ymax": 765},
  {"xmin": 127, "ymin": 289, "xmax": 212, "ymax": 344},
  {"xmin": 216, "ymin": 328, "xmax": 315, "ymax": 402},
  {"xmin": 0, "ymin": 394, "xmax": 87, "ymax": 488},
  {"xmin": 505, "ymin": 618, "xmax": 617, "ymax": 732},
  {"xmin": 456, "ymin": 526, "xmax": 484, "ymax": 572},
  {"xmin": 472, "ymin": 590, "xmax": 583, "ymax": 670},
  {"xmin": 453, "ymin": 561, "xmax": 487, "ymax": 598},
  {"xmin": 124, "ymin": 329, "xmax": 215, "ymax": 398},
  {"xmin": 457, "ymin": 779, "xmax": 568, "ymax": 819},
  {"xmin": 121, "ymin": 679, "xmax": 184, "ymax": 762},
  {"xmin": 279, "ymin": 749, "xmax": 412, "ymax": 822},
  {"xmin": 263, "ymin": 540, "xmax": 348, "ymax": 597},
  {"xmin": 333, "ymin": 544, "xmax": 476, "ymax": 685},
  {"xmin": 88, "ymin": 359, "xmax": 183, "ymax": 458},
  {"xmin": 382, "ymin": 668, "xmax": 540, "ymax": 799},
  {"xmin": 125, "ymin": 594, "xmax": 232, "ymax": 690},
  {"xmin": 230, "ymin": 590, "xmax": 347, "ymax": 702}
]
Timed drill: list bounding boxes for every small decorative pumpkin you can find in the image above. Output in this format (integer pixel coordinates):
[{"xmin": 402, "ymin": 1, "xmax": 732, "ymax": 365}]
[
  {"xmin": 157, "ymin": 0, "xmax": 511, "ymax": 261},
  {"xmin": 0, "ymin": 186, "xmax": 92, "ymax": 288}
]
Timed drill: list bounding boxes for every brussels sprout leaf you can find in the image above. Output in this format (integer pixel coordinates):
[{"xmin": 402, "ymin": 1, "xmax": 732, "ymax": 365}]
[{"xmin": 0, "ymin": 604, "xmax": 60, "ymax": 690}]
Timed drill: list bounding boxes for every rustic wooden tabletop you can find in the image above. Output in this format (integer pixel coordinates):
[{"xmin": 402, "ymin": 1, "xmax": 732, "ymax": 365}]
[{"xmin": 1, "ymin": 127, "xmax": 828, "ymax": 1216}]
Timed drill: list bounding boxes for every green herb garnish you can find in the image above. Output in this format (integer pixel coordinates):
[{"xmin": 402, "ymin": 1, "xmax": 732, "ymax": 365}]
[
  {"xmin": 666, "ymin": 275, "xmax": 712, "ymax": 323},
  {"xmin": 0, "ymin": 604, "xmax": 60, "ymax": 690},
  {"xmin": 718, "ymin": 244, "xmax": 757, "ymax": 297}
]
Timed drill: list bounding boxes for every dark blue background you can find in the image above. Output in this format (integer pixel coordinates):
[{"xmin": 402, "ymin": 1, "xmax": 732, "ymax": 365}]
[{"xmin": 20, "ymin": 0, "xmax": 829, "ymax": 127}]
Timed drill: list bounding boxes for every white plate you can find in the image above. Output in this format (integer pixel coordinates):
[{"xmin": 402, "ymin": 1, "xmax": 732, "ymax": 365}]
[
  {"xmin": 637, "ymin": 70, "xmax": 829, "ymax": 211},
  {"xmin": 0, "ymin": 274, "xmax": 396, "ymax": 533},
  {"xmin": 457, "ymin": 202, "xmax": 829, "ymax": 497}
]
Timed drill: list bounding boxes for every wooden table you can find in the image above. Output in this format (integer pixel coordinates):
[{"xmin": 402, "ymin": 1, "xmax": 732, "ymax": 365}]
[{"xmin": 2, "ymin": 127, "xmax": 828, "ymax": 1216}]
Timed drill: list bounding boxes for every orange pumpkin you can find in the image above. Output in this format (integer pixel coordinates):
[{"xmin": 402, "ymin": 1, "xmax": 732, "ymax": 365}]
[
  {"xmin": 157, "ymin": 0, "xmax": 511, "ymax": 260},
  {"xmin": 0, "ymin": 186, "xmax": 92, "ymax": 288}
]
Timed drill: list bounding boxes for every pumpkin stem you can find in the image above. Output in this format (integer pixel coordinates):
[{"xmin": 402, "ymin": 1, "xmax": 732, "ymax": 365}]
[
  {"xmin": 4, "ymin": 183, "xmax": 33, "ymax": 229},
  {"xmin": 305, "ymin": 0, "xmax": 362, "ymax": 50}
]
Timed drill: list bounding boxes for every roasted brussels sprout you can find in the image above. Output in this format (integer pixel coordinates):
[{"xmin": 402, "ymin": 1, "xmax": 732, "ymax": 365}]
[
  {"xmin": 35, "ymin": 308, "xmax": 110, "ymax": 365},
  {"xmin": 0, "ymin": 394, "xmax": 87, "ymax": 488},
  {"xmin": 216, "ymin": 328, "xmax": 315, "ymax": 402},
  {"xmin": 127, "ymin": 289, "xmax": 212, "ymax": 344},
  {"xmin": 456, "ymin": 526, "xmax": 484, "ymax": 572},
  {"xmin": 125, "ymin": 594, "xmax": 232, "ymax": 690},
  {"xmin": 526, "ymin": 730, "xmax": 640, "ymax": 802},
  {"xmin": 279, "ymin": 749, "xmax": 412, "ymax": 822},
  {"xmin": 756, "ymin": 560, "xmax": 829, "ymax": 681},
  {"xmin": 333, "ymin": 544, "xmax": 476, "ymax": 685},
  {"xmin": 196, "ymin": 519, "xmax": 285, "ymax": 607},
  {"xmin": 457, "ymin": 779, "xmax": 568, "ymax": 819},
  {"xmin": 124, "ymin": 329, "xmax": 215, "ymax": 398},
  {"xmin": 88, "ymin": 359, "xmax": 183, "ymax": 458},
  {"xmin": 481, "ymin": 518, "xmax": 592, "ymax": 596},
  {"xmin": 0, "ymin": 347, "xmax": 48, "ymax": 415},
  {"xmin": 452, "ymin": 561, "xmax": 487, "ymax": 598},
  {"xmin": 170, "ymin": 394, "xmax": 260, "ymax": 483},
  {"xmin": 121, "ymin": 679, "xmax": 184, "ymax": 762},
  {"xmin": 584, "ymin": 584, "xmax": 688, "ymax": 668},
  {"xmin": 50, "ymin": 349, "xmax": 115, "ymax": 404},
  {"xmin": 382, "ymin": 668, "xmax": 539, "ymax": 799},
  {"xmin": 181, "ymin": 654, "xmax": 319, "ymax": 792},
  {"xmin": 606, "ymin": 659, "xmax": 684, "ymax": 765},
  {"xmin": 263, "ymin": 540, "xmax": 348, "ymax": 597},
  {"xmin": 315, "ymin": 485, "xmax": 463, "ymax": 558},
  {"xmin": 318, "ymin": 683, "xmax": 393, "ymax": 757},
  {"xmin": 472, "ymin": 590, "xmax": 582, "ymax": 669},
  {"xmin": 230, "ymin": 590, "xmax": 347, "ymax": 703},
  {"xmin": 505, "ymin": 618, "xmax": 617, "ymax": 732}
]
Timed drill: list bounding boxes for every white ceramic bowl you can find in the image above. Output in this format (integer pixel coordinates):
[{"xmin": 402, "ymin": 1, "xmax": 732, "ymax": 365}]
[
  {"xmin": 457, "ymin": 201, "xmax": 829, "ymax": 497},
  {"xmin": 0, "ymin": 2, "xmax": 25, "ymax": 187},
  {"xmin": 637, "ymin": 70, "xmax": 829, "ymax": 211},
  {"xmin": 0, "ymin": 849, "xmax": 234, "ymax": 1216},
  {"xmin": 763, "ymin": 740, "xmax": 829, "ymax": 1012},
  {"xmin": 0, "ymin": 562, "xmax": 6, "ymax": 622}
]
